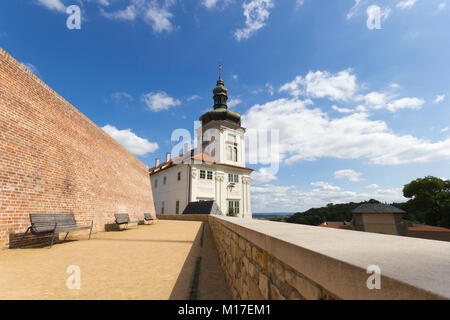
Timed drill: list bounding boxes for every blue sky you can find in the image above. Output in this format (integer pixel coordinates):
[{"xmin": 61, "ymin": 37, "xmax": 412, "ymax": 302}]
[{"xmin": 1, "ymin": 0, "xmax": 449, "ymax": 212}]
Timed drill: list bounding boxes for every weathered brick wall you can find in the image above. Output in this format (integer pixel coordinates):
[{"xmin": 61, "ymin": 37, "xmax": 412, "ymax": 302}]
[
  {"xmin": 209, "ymin": 217, "xmax": 337, "ymax": 300},
  {"xmin": 0, "ymin": 48, "xmax": 156, "ymax": 248}
]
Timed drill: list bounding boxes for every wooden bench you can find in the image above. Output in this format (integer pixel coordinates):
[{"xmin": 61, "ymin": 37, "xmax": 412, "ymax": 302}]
[
  {"xmin": 19, "ymin": 213, "xmax": 93, "ymax": 248},
  {"xmin": 143, "ymin": 213, "xmax": 158, "ymax": 225},
  {"xmin": 114, "ymin": 213, "xmax": 139, "ymax": 229}
]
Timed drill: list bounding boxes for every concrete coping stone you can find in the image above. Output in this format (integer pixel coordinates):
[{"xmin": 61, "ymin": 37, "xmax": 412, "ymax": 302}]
[{"xmin": 210, "ymin": 216, "xmax": 450, "ymax": 300}]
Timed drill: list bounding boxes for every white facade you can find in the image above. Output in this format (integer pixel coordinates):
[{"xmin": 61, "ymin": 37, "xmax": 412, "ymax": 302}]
[
  {"xmin": 150, "ymin": 75, "xmax": 253, "ymax": 218},
  {"xmin": 150, "ymin": 161, "xmax": 252, "ymax": 218}
]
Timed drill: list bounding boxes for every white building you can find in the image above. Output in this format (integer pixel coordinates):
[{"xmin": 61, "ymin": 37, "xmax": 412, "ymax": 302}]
[{"xmin": 149, "ymin": 74, "xmax": 253, "ymax": 218}]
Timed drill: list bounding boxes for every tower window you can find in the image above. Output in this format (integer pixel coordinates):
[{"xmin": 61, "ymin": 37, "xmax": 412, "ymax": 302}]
[
  {"xmin": 163, "ymin": 176, "xmax": 167, "ymax": 185},
  {"xmin": 176, "ymin": 200, "xmax": 180, "ymax": 214},
  {"xmin": 207, "ymin": 171, "xmax": 213, "ymax": 180},
  {"xmin": 154, "ymin": 179, "xmax": 158, "ymax": 188},
  {"xmin": 200, "ymin": 170, "xmax": 206, "ymax": 179},
  {"xmin": 227, "ymin": 146, "xmax": 233, "ymax": 161},
  {"xmin": 161, "ymin": 201, "xmax": 165, "ymax": 214},
  {"xmin": 177, "ymin": 172, "xmax": 181, "ymax": 181},
  {"xmin": 233, "ymin": 147, "xmax": 238, "ymax": 162}
]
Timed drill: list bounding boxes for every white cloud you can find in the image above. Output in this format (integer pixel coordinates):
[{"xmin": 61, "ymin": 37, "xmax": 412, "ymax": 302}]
[
  {"xmin": 347, "ymin": 0, "xmax": 362, "ymax": 19},
  {"xmin": 243, "ymin": 97, "xmax": 450, "ymax": 166},
  {"xmin": 35, "ymin": 0, "xmax": 66, "ymax": 13},
  {"xmin": 251, "ymin": 182, "xmax": 405, "ymax": 213},
  {"xmin": 144, "ymin": 2, "xmax": 175, "ymax": 33},
  {"xmin": 434, "ymin": 94, "xmax": 446, "ymax": 104},
  {"xmin": 141, "ymin": 91, "xmax": 181, "ymax": 111},
  {"xmin": 108, "ymin": 92, "xmax": 134, "ymax": 105},
  {"xmin": 438, "ymin": 2, "xmax": 447, "ymax": 10},
  {"xmin": 251, "ymin": 168, "xmax": 277, "ymax": 184},
  {"xmin": 101, "ymin": 0, "xmax": 175, "ymax": 33},
  {"xmin": 101, "ymin": 5, "xmax": 137, "ymax": 20},
  {"xmin": 266, "ymin": 83, "xmax": 275, "ymax": 96},
  {"xmin": 234, "ymin": 0, "xmax": 274, "ymax": 41},
  {"xmin": 441, "ymin": 127, "xmax": 449, "ymax": 133},
  {"xmin": 228, "ymin": 98, "xmax": 242, "ymax": 108},
  {"xmin": 102, "ymin": 124, "xmax": 159, "ymax": 156},
  {"xmin": 334, "ymin": 169, "xmax": 363, "ymax": 182},
  {"xmin": 390, "ymin": 83, "xmax": 400, "ymax": 88},
  {"xmin": 366, "ymin": 184, "xmax": 380, "ymax": 189},
  {"xmin": 279, "ymin": 69, "xmax": 357, "ymax": 101},
  {"xmin": 386, "ymin": 97, "xmax": 425, "ymax": 112},
  {"xmin": 332, "ymin": 105, "xmax": 354, "ymax": 114},
  {"xmin": 232, "ymin": 74, "xmax": 239, "ymax": 80},
  {"xmin": 311, "ymin": 181, "xmax": 341, "ymax": 191},
  {"xmin": 397, "ymin": 0, "xmax": 417, "ymax": 10},
  {"xmin": 187, "ymin": 95, "xmax": 201, "ymax": 102}
]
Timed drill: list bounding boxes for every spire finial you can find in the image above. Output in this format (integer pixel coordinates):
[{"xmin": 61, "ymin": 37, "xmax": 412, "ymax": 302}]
[{"xmin": 219, "ymin": 63, "xmax": 222, "ymax": 79}]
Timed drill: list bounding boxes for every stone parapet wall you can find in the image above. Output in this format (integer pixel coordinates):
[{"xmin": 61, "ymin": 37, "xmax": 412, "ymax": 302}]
[
  {"xmin": 209, "ymin": 217, "xmax": 336, "ymax": 300},
  {"xmin": 209, "ymin": 216, "xmax": 450, "ymax": 300}
]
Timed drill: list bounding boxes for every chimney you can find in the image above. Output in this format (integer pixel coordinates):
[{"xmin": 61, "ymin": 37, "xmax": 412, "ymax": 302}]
[
  {"xmin": 155, "ymin": 158, "xmax": 160, "ymax": 167},
  {"xmin": 166, "ymin": 152, "xmax": 171, "ymax": 162},
  {"xmin": 184, "ymin": 143, "xmax": 189, "ymax": 154}
]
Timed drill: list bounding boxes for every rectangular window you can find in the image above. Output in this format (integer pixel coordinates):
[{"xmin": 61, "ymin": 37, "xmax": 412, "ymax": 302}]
[
  {"xmin": 176, "ymin": 200, "xmax": 180, "ymax": 214},
  {"xmin": 234, "ymin": 201, "xmax": 240, "ymax": 214},
  {"xmin": 207, "ymin": 171, "xmax": 213, "ymax": 180},
  {"xmin": 161, "ymin": 201, "xmax": 165, "ymax": 214},
  {"xmin": 163, "ymin": 176, "xmax": 167, "ymax": 185},
  {"xmin": 200, "ymin": 170, "xmax": 206, "ymax": 179},
  {"xmin": 228, "ymin": 174, "xmax": 233, "ymax": 183},
  {"xmin": 154, "ymin": 179, "xmax": 158, "ymax": 188},
  {"xmin": 228, "ymin": 201, "xmax": 240, "ymax": 216},
  {"xmin": 234, "ymin": 174, "xmax": 239, "ymax": 183},
  {"xmin": 177, "ymin": 172, "xmax": 181, "ymax": 181}
]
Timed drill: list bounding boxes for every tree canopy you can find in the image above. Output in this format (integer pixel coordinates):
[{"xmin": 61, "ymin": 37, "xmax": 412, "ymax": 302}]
[{"xmin": 280, "ymin": 177, "xmax": 450, "ymax": 228}]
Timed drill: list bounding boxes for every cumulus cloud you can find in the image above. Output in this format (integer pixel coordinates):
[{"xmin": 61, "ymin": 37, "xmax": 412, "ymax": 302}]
[
  {"xmin": 251, "ymin": 182, "xmax": 405, "ymax": 213},
  {"xmin": 102, "ymin": 124, "xmax": 159, "ymax": 156},
  {"xmin": 251, "ymin": 168, "xmax": 278, "ymax": 185},
  {"xmin": 434, "ymin": 94, "xmax": 446, "ymax": 104},
  {"xmin": 279, "ymin": 69, "xmax": 425, "ymax": 113},
  {"xmin": 334, "ymin": 169, "xmax": 363, "ymax": 182},
  {"xmin": 234, "ymin": 0, "xmax": 274, "ymax": 41},
  {"xmin": 397, "ymin": 0, "xmax": 417, "ymax": 9},
  {"xmin": 243, "ymin": 97, "xmax": 450, "ymax": 166},
  {"xmin": 35, "ymin": 0, "xmax": 66, "ymax": 13},
  {"xmin": 228, "ymin": 98, "xmax": 242, "ymax": 108},
  {"xmin": 109, "ymin": 91, "xmax": 134, "ymax": 104},
  {"xmin": 311, "ymin": 181, "xmax": 341, "ymax": 191},
  {"xmin": 101, "ymin": 0, "xmax": 176, "ymax": 33},
  {"xmin": 141, "ymin": 91, "xmax": 181, "ymax": 112},
  {"xmin": 187, "ymin": 95, "xmax": 201, "ymax": 102},
  {"xmin": 279, "ymin": 69, "xmax": 357, "ymax": 101}
]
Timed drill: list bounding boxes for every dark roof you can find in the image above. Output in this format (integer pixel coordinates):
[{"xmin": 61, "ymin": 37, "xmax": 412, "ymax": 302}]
[
  {"xmin": 182, "ymin": 201, "xmax": 223, "ymax": 215},
  {"xmin": 352, "ymin": 203, "xmax": 405, "ymax": 214}
]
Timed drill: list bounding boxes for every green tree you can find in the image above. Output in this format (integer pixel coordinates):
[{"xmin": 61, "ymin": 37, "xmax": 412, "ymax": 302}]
[{"xmin": 403, "ymin": 176, "xmax": 450, "ymax": 227}]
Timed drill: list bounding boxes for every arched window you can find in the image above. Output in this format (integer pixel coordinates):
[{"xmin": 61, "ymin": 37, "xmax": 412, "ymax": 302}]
[
  {"xmin": 233, "ymin": 147, "xmax": 238, "ymax": 162},
  {"xmin": 227, "ymin": 146, "xmax": 233, "ymax": 161}
]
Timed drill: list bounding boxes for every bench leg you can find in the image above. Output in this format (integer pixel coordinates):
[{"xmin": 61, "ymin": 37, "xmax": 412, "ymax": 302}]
[
  {"xmin": 50, "ymin": 230, "xmax": 57, "ymax": 248},
  {"xmin": 18, "ymin": 227, "xmax": 31, "ymax": 249},
  {"xmin": 89, "ymin": 220, "xmax": 93, "ymax": 240}
]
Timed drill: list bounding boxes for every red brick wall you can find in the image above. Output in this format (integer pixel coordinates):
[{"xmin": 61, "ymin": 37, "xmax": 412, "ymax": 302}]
[{"xmin": 0, "ymin": 48, "xmax": 156, "ymax": 248}]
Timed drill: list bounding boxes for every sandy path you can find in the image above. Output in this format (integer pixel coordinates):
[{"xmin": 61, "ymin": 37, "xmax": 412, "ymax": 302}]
[{"xmin": 0, "ymin": 220, "xmax": 230, "ymax": 300}]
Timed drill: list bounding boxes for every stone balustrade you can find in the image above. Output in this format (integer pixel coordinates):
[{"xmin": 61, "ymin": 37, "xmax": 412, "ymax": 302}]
[{"xmin": 209, "ymin": 216, "xmax": 450, "ymax": 300}]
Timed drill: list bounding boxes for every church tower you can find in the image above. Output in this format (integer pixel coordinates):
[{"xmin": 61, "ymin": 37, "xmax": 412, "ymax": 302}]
[{"xmin": 198, "ymin": 66, "xmax": 246, "ymax": 168}]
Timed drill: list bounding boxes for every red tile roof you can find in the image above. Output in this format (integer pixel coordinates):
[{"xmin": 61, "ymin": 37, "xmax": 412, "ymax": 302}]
[
  {"xmin": 408, "ymin": 227, "xmax": 450, "ymax": 232},
  {"xmin": 149, "ymin": 150, "xmax": 253, "ymax": 175}
]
